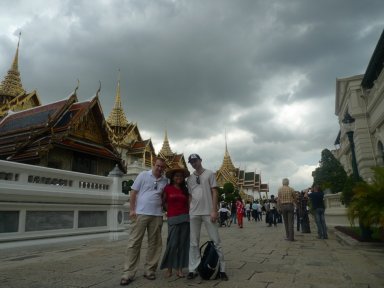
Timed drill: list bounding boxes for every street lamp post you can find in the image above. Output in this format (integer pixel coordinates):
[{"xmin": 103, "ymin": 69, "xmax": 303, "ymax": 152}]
[
  {"xmin": 342, "ymin": 111, "xmax": 359, "ymax": 180},
  {"xmin": 342, "ymin": 111, "xmax": 371, "ymax": 240}
]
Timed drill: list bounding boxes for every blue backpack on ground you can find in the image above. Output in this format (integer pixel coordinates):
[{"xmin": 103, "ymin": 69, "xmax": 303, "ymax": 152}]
[{"xmin": 198, "ymin": 241, "xmax": 220, "ymax": 280}]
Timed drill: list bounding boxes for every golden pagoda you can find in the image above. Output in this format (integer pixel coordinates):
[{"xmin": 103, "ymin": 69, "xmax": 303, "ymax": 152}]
[
  {"xmin": 216, "ymin": 135, "xmax": 269, "ymax": 200},
  {"xmin": 159, "ymin": 130, "xmax": 173, "ymax": 156},
  {"xmin": 215, "ymin": 140, "xmax": 238, "ymax": 187},
  {"xmin": 0, "ymin": 33, "xmax": 41, "ymax": 118},
  {"xmin": 158, "ymin": 130, "xmax": 187, "ymax": 170},
  {"xmin": 106, "ymin": 71, "xmax": 157, "ymax": 170}
]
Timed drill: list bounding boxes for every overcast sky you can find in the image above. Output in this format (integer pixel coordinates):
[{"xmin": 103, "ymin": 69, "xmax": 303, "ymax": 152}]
[{"xmin": 1, "ymin": 0, "xmax": 383, "ymax": 195}]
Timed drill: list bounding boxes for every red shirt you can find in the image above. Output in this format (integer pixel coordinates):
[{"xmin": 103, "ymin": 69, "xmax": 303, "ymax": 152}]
[{"xmin": 164, "ymin": 184, "xmax": 189, "ymax": 218}]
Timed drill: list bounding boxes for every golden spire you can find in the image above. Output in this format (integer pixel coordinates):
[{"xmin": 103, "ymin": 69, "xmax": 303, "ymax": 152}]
[
  {"xmin": 220, "ymin": 131, "xmax": 236, "ymax": 172},
  {"xmin": 106, "ymin": 69, "xmax": 128, "ymax": 127},
  {"xmin": 0, "ymin": 32, "xmax": 26, "ymax": 99},
  {"xmin": 159, "ymin": 129, "xmax": 173, "ymax": 156}
]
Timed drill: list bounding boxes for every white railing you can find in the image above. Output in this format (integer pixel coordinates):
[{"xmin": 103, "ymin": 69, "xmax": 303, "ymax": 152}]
[
  {"xmin": 324, "ymin": 192, "xmax": 351, "ymax": 227},
  {"xmin": 0, "ymin": 160, "xmax": 129, "ymax": 245}
]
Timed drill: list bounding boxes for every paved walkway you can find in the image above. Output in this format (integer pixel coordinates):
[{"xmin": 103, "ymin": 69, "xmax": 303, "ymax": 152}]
[{"xmin": 1, "ymin": 218, "xmax": 383, "ymax": 288}]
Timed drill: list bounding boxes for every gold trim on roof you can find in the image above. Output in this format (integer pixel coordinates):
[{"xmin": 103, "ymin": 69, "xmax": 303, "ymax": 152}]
[
  {"xmin": 0, "ymin": 91, "xmax": 41, "ymax": 118},
  {"xmin": 0, "ymin": 32, "xmax": 25, "ymax": 100}
]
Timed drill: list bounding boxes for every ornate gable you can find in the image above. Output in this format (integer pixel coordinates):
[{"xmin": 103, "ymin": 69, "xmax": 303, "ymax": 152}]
[
  {"xmin": 0, "ymin": 90, "xmax": 42, "ymax": 119},
  {"xmin": 71, "ymin": 112, "xmax": 103, "ymax": 143}
]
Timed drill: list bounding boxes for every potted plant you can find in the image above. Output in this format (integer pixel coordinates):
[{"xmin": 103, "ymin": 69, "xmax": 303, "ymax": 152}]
[{"xmin": 347, "ymin": 167, "xmax": 384, "ymax": 241}]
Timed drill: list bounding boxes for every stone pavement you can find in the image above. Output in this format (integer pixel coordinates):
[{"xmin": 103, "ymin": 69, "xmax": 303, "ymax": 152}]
[{"xmin": 1, "ymin": 218, "xmax": 383, "ymax": 288}]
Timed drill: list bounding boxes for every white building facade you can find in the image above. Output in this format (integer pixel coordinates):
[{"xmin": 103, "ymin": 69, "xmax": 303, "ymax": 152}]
[{"xmin": 333, "ymin": 30, "xmax": 384, "ymax": 181}]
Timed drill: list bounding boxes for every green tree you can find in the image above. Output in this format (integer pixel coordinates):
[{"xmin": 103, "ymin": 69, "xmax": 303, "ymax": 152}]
[
  {"xmin": 122, "ymin": 179, "xmax": 134, "ymax": 194},
  {"xmin": 313, "ymin": 149, "xmax": 347, "ymax": 193},
  {"xmin": 221, "ymin": 182, "xmax": 239, "ymax": 203}
]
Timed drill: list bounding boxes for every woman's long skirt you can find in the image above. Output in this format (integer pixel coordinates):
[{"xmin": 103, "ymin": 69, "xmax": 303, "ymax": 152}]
[{"xmin": 160, "ymin": 221, "xmax": 190, "ymax": 269}]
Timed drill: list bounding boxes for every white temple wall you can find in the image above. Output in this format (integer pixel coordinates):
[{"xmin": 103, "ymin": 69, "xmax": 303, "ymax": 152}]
[{"xmin": 0, "ymin": 160, "xmax": 129, "ymax": 246}]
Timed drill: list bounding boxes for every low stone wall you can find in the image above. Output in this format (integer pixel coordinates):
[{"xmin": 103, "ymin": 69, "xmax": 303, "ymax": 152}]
[
  {"xmin": 324, "ymin": 192, "xmax": 351, "ymax": 227},
  {"xmin": 0, "ymin": 160, "xmax": 129, "ymax": 245}
]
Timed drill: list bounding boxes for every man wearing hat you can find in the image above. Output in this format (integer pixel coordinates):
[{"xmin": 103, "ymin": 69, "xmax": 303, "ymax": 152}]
[{"xmin": 186, "ymin": 154, "xmax": 228, "ymax": 281}]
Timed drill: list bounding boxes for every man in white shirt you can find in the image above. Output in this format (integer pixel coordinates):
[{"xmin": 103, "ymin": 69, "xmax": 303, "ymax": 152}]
[
  {"xmin": 121, "ymin": 158, "xmax": 167, "ymax": 286},
  {"xmin": 186, "ymin": 154, "xmax": 228, "ymax": 281}
]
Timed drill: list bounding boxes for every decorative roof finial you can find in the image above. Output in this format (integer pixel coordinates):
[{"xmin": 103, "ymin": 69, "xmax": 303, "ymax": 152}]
[
  {"xmin": 12, "ymin": 32, "xmax": 21, "ymax": 71},
  {"xmin": 225, "ymin": 128, "xmax": 228, "ymax": 153},
  {"xmin": 96, "ymin": 80, "xmax": 101, "ymax": 98},
  {"xmin": 74, "ymin": 79, "xmax": 80, "ymax": 95}
]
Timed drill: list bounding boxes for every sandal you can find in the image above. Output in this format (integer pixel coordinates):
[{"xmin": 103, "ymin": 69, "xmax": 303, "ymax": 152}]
[
  {"xmin": 165, "ymin": 270, "xmax": 172, "ymax": 278},
  {"xmin": 176, "ymin": 272, "xmax": 185, "ymax": 278},
  {"xmin": 120, "ymin": 278, "xmax": 133, "ymax": 286}
]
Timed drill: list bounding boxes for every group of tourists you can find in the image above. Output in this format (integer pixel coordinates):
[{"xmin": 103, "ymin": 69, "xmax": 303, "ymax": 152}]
[
  {"xmin": 204, "ymin": 178, "xmax": 328, "ymax": 244},
  {"xmin": 120, "ymin": 154, "xmax": 228, "ymax": 286},
  {"xmin": 119, "ymin": 154, "xmax": 327, "ymax": 286},
  {"xmin": 277, "ymin": 178, "xmax": 328, "ymax": 241}
]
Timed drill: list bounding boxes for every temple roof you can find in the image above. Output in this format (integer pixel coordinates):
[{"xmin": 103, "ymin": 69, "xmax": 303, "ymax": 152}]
[
  {"xmin": 361, "ymin": 29, "xmax": 384, "ymax": 89},
  {"xmin": 0, "ymin": 33, "xmax": 25, "ymax": 99},
  {"xmin": 0, "ymin": 90, "xmax": 41, "ymax": 118},
  {"xmin": 237, "ymin": 170, "xmax": 260, "ymax": 185},
  {"xmin": 0, "ymin": 97, "xmax": 72, "ymax": 134},
  {"xmin": 127, "ymin": 139, "xmax": 155, "ymax": 154},
  {"xmin": 0, "ymin": 93, "xmax": 122, "ymax": 166},
  {"xmin": 260, "ymin": 183, "xmax": 269, "ymax": 192}
]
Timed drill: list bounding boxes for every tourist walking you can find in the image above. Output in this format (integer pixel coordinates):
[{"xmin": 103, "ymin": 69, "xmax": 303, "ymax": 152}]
[
  {"xmin": 120, "ymin": 158, "xmax": 168, "ymax": 286},
  {"xmin": 251, "ymin": 201, "xmax": 258, "ymax": 221},
  {"xmin": 307, "ymin": 185, "xmax": 328, "ymax": 239},
  {"xmin": 297, "ymin": 191, "xmax": 311, "ymax": 233},
  {"xmin": 186, "ymin": 154, "xmax": 228, "ymax": 281},
  {"xmin": 264, "ymin": 200, "xmax": 270, "ymax": 225},
  {"xmin": 256, "ymin": 201, "xmax": 262, "ymax": 221},
  {"xmin": 277, "ymin": 178, "xmax": 297, "ymax": 241},
  {"xmin": 230, "ymin": 200, "xmax": 237, "ymax": 224},
  {"xmin": 267, "ymin": 195, "xmax": 277, "ymax": 227},
  {"xmin": 160, "ymin": 165, "xmax": 190, "ymax": 278},
  {"xmin": 245, "ymin": 201, "xmax": 251, "ymax": 221},
  {"xmin": 236, "ymin": 197, "xmax": 244, "ymax": 228}
]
